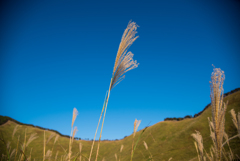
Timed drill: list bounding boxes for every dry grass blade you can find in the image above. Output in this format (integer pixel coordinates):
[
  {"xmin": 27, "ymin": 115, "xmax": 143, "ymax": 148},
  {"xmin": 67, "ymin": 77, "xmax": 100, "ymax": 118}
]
[
  {"xmin": 115, "ymin": 153, "xmax": 117, "ymax": 161},
  {"xmin": 193, "ymin": 142, "xmax": 200, "ymax": 161},
  {"xmin": 89, "ymin": 91, "xmax": 108, "ymax": 161}
]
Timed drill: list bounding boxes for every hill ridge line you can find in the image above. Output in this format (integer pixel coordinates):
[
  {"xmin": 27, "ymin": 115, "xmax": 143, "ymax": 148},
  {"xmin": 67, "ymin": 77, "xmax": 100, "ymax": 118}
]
[{"xmin": 1, "ymin": 87, "xmax": 239, "ymax": 140}]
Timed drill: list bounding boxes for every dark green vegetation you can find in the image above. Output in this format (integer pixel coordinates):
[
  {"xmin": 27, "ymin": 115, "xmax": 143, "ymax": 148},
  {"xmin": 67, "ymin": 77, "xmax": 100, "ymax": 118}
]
[{"xmin": 0, "ymin": 88, "xmax": 239, "ymax": 161}]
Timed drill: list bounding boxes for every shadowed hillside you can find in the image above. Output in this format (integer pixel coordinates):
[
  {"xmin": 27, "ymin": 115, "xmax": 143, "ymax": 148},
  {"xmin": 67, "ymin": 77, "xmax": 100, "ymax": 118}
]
[{"xmin": 0, "ymin": 88, "xmax": 239, "ymax": 161}]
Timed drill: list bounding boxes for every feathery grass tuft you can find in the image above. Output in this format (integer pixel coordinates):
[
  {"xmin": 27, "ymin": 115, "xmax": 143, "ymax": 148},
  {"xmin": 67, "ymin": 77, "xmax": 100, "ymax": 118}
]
[
  {"xmin": 230, "ymin": 109, "xmax": 240, "ymax": 137},
  {"xmin": 191, "ymin": 131, "xmax": 204, "ymax": 161},
  {"xmin": 72, "ymin": 108, "xmax": 78, "ymax": 128},
  {"xmin": 120, "ymin": 144, "xmax": 124, "ymax": 153},
  {"xmin": 131, "ymin": 119, "xmax": 142, "ymax": 161},
  {"xmin": 26, "ymin": 133, "xmax": 38, "ymax": 147},
  {"xmin": 110, "ymin": 21, "xmax": 139, "ymax": 90},
  {"xmin": 133, "ymin": 119, "xmax": 141, "ymax": 137}
]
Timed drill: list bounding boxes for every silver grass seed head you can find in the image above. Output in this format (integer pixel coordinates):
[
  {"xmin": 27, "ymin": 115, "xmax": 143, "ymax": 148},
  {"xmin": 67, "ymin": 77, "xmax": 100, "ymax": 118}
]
[
  {"xmin": 12, "ymin": 125, "xmax": 19, "ymax": 140},
  {"xmin": 72, "ymin": 108, "xmax": 78, "ymax": 128},
  {"xmin": 46, "ymin": 133, "xmax": 55, "ymax": 145},
  {"xmin": 120, "ymin": 144, "xmax": 124, "ymax": 152},
  {"xmin": 10, "ymin": 149, "xmax": 16, "ymax": 159},
  {"xmin": 26, "ymin": 133, "xmax": 38, "ymax": 147},
  {"xmin": 71, "ymin": 126, "xmax": 78, "ymax": 143},
  {"xmin": 230, "ymin": 109, "xmax": 238, "ymax": 129},
  {"xmin": 143, "ymin": 141, "xmax": 148, "ymax": 150},
  {"xmin": 110, "ymin": 21, "xmax": 139, "ymax": 90},
  {"xmin": 209, "ymin": 66, "xmax": 225, "ymax": 109},
  {"xmin": 133, "ymin": 119, "xmax": 141, "ymax": 137},
  {"xmin": 54, "ymin": 134, "xmax": 59, "ymax": 144},
  {"xmin": 45, "ymin": 150, "xmax": 52, "ymax": 159},
  {"xmin": 191, "ymin": 131, "xmax": 204, "ymax": 155}
]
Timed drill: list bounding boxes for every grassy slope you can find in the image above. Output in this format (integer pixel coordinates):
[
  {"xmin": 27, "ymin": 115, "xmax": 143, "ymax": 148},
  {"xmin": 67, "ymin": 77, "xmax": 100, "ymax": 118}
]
[{"xmin": 0, "ymin": 90, "xmax": 239, "ymax": 161}]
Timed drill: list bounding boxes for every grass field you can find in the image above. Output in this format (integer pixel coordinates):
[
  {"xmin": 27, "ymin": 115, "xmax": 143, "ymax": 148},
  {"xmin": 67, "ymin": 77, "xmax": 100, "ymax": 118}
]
[{"xmin": 0, "ymin": 88, "xmax": 239, "ymax": 161}]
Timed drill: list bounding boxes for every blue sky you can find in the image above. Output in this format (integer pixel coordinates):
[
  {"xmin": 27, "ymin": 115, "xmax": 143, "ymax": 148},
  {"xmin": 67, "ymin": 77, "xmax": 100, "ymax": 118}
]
[{"xmin": 1, "ymin": 0, "xmax": 240, "ymax": 140}]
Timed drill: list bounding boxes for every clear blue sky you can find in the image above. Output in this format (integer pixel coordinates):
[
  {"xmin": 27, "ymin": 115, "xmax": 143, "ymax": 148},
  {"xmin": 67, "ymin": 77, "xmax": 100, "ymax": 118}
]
[{"xmin": 1, "ymin": 0, "xmax": 240, "ymax": 140}]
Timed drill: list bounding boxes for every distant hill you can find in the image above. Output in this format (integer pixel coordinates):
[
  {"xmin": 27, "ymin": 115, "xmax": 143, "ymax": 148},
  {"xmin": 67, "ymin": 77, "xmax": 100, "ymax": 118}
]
[{"xmin": 0, "ymin": 87, "xmax": 239, "ymax": 161}]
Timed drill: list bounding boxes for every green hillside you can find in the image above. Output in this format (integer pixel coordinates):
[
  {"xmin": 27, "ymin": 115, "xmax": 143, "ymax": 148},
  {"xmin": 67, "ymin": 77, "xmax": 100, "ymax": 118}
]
[{"xmin": 0, "ymin": 89, "xmax": 239, "ymax": 161}]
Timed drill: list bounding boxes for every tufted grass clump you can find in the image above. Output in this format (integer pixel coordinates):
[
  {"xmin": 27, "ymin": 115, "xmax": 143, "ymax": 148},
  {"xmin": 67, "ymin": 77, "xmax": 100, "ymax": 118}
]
[{"xmin": 192, "ymin": 66, "xmax": 240, "ymax": 161}]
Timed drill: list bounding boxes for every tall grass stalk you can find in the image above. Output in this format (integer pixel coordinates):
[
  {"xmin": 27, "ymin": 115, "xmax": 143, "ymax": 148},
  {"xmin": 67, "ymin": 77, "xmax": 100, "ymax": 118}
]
[
  {"xmin": 55, "ymin": 151, "xmax": 59, "ymax": 161},
  {"xmin": 222, "ymin": 109, "xmax": 240, "ymax": 147},
  {"xmin": 69, "ymin": 108, "xmax": 78, "ymax": 161},
  {"xmin": 14, "ymin": 135, "xmax": 20, "ymax": 161},
  {"xmin": 51, "ymin": 135, "xmax": 59, "ymax": 154},
  {"xmin": 143, "ymin": 141, "xmax": 153, "ymax": 161},
  {"xmin": 209, "ymin": 66, "xmax": 228, "ymax": 160},
  {"xmin": 191, "ymin": 66, "xmax": 236, "ymax": 161},
  {"xmin": 43, "ymin": 130, "xmax": 45, "ymax": 161},
  {"xmin": 88, "ymin": 20, "xmax": 139, "ymax": 161},
  {"xmin": 79, "ymin": 143, "xmax": 82, "ymax": 161},
  {"xmin": 20, "ymin": 128, "xmax": 27, "ymax": 161},
  {"xmin": 131, "ymin": 119, "xmax": 141, "ymax": 161},
  {"xmin": 119, "ymin": 144, "xmax": 124, "ymax": 161}
]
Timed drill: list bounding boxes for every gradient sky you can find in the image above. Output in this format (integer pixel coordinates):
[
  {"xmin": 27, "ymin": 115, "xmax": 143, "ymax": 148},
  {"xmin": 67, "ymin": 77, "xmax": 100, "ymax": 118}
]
[{"xmin": 1, "ymin": 0, "xmax": 240, "ymax": 140}]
